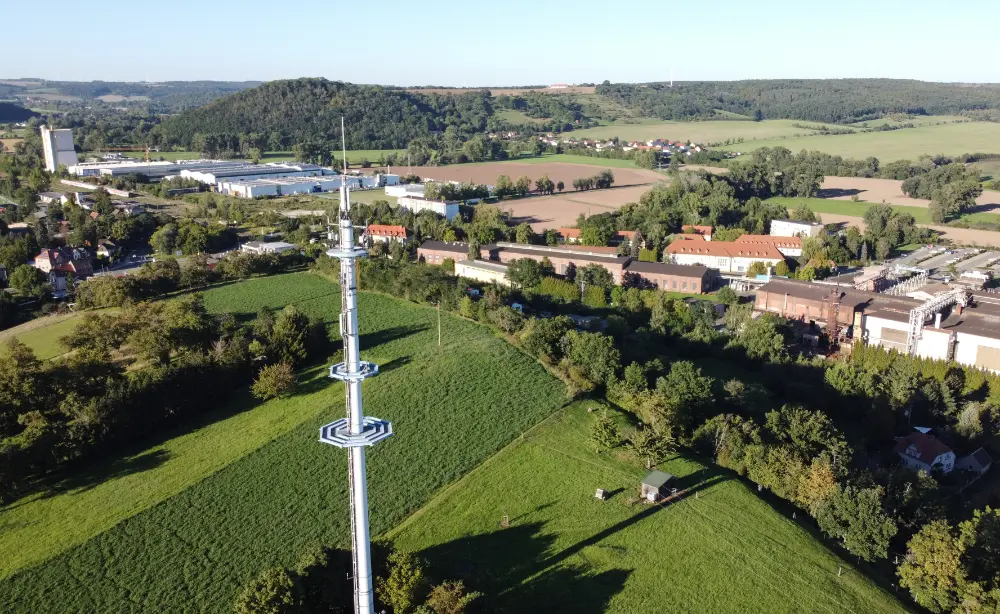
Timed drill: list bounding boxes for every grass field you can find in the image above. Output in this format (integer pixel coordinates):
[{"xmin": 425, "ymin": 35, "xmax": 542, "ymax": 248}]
[
  {"xmin": 767, "ymin": 196, "xmax": 1000, "ymax": 228},
  {"xmin": 569, "ymin": 119, "xmax": 848, "ymax": 144},
  {"xmin": 513, "ymin": 153, "xmax": 639, "ymax": 168},
  {"xmin": 0, "ymin": 273, "xmax": 568, "ymax": 613},
  {"xmin": 719, "ymin": 122, "xmax": 1000, "ymax": 163},
  {"xmin": 390, "ymin": 401, "xmax": 906, "ymax": 613},
  {"xmin": 0, "ymin": 310, "xmax": 117, "ymax": 360}
]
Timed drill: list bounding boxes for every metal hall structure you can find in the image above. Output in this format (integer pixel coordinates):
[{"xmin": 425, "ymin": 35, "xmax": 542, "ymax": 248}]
[{"xmin": 318, "ymin": 128, "xmax": 393, "ymax": 613}]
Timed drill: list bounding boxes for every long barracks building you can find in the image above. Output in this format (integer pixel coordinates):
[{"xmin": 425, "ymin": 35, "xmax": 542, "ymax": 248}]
[{"xmin": 417, "ymin": 240, "xmax": 718, "ymax": 294}]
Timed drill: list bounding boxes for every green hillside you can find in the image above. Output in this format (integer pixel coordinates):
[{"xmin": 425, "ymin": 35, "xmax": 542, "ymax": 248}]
[
  {"xmin": 0, "ymin": 273, "xmax": 568, "ymax": 613},
  {"xmin": 391, "ymin": 402, "xmax": 908, "ymax": 613}
]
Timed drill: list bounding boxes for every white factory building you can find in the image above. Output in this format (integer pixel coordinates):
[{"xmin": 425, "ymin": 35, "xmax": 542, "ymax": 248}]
[
  {"xmin": 218, "ymin": 173, "xmax": 394, "ymax": 198},
  {"xmin": 241, "ymin": 241, "xmax": 299, "ymax": 255},
  {"xmin": 385, "ymin": 183, "xmax": 425, "ymax": 198},
  {"xmin": 770, "ymin": 218, "xmax": 825, "ymax": 238},
  {"xmin": 181, "ymin": 163, "xmax": 331, "ymax": 186},
  {"xmin": 40, "ymin": 126, "xmax": 79, "ymax": 172},
  {"xmin": 397, "ymin": 196, "xmax": 461, "ymax": 221}
]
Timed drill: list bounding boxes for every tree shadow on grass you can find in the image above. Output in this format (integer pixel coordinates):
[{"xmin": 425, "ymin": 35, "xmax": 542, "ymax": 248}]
[
  {"xmin": 359, "ymin": 323, "xmax": 430, "ymax": 351},
  {"xmin": 416, "ymin": 522, "xmax": 631, "ymax": 614},
  {"xmin": 815, "ymin": 188, "xmax": 865, "ymax": 199},
  {"xmin": 412, "ymin": 468, "xmax": 722, "ymax": 614}
]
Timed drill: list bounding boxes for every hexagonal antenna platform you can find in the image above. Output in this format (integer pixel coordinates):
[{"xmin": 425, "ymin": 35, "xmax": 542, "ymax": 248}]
[
  {"xmin": 319, "ymin": 417, "xmax": 393, "ymax": 448},
  {"xmin": 326, "ymin": 247, "xmax": 369, "ymax": 260},
  {"xmin": 329, "ymin": 361, "xmax": 379, "ymax": 382}
]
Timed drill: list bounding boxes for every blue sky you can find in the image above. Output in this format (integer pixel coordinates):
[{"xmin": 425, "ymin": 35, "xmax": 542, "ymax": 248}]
[{"xmin": 7, "ymin": 0, "xmax": 999, "ymax": 84}]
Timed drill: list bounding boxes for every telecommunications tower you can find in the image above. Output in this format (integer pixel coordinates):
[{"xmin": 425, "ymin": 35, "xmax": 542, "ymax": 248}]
[{"xmin": 318, "ymin": 118, "xmax": 392, "ymax": 614}]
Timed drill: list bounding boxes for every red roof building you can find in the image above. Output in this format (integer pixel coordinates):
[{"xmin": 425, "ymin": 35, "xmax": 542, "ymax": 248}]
[
  {"xmin": 681, "ymin": 225, "xmax": 713, "ymax": 240},
  {"xmin": 894, "ymin": 432, "xmax": 956, "ymax": 474},
  {"xmin": 367, "ymin": 224, "xmax": 408, "ymax": 243},
  {"xmin": 33, "ymin": 248, "xmax": 94, "ymax": 278}
]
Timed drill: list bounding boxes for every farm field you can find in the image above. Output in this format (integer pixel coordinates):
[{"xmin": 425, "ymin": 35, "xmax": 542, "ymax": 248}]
[
  {"xmin": 0, "ymin": 273, "xmax": 568, "ymax": 613},
  {"xmin": 403, "ymin": 160, "xmax": 662, "ymax": 187},
  {"xmin": 502, "ymin": 185, "xmax": 656, "ymax": 231},
  {"xmin": 718, "ymin": 122, "xmax": 1000, "ymax": 163},
  {"xmin": 569, "ymin": 119, "xmax": 848, "ymax": 144},
  {"xmin": 390, "ymin": 401, "xmax": 907, "ymax": 614}
]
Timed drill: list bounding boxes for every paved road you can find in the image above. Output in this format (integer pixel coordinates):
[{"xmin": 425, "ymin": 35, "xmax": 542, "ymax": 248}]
[{"xmin": 895, "ymin": 246, "xmax": 938, "ymax": 267}]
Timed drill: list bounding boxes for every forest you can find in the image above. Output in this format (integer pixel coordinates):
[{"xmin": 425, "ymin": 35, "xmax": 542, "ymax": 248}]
[
  {"xmin": 596, "ymin": 79, "xmax": 1000, "ymax": 123},
  {"xmin": 158, "ymin": 79, "xmax": 494, "ymax": 151}
]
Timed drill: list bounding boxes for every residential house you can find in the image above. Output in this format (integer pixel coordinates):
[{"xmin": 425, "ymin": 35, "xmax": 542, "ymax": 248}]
[
  {"xmin": 96, "ymin": 240, "xmax": 120, "ymax": 259},
  {"xmin": 367, "ymin": 224, "xmax": 408, "ymax": 244},
  {"xmin": 33, "ymin": 247, "xmax": 94, "ymax": 293},
  {"xmin": 894, "ymin": 432, "xmax": 956, "ymax": 474}
]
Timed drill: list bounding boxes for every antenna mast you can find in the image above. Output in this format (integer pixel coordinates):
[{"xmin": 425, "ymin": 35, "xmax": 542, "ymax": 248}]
[{"xmin": 319, "ymin": 118, "xmax": 392, "ymax": 614}]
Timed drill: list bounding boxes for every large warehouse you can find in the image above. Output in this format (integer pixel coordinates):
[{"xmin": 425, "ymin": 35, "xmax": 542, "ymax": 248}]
[
  {"xmin": 754, "ymin": 278, "xmax": 1000, "ymax": 372},
  {"xmin": 180, "ymin": 163, "xmax": 331, "ymax": 186}
]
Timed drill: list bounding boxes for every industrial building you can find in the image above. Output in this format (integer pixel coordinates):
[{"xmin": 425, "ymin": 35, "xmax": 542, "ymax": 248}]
[
  {"xmin": 385, "ymin": 184, "xmax": 425, "ymax": 198},
  {"xmin": 398, "ymin": 196, "xmax": 461, "ymax": 221},
  {"xmin": 40, "ymin": 126, "xmax": 79, "ymax": 172},
  {"xmin": 770, "ymin": 218, "xmax": 825, "ymax": 238},
  {"xmin": 241, "ymin": 241, "xmax": 299, "ymax": 254},
  {"xmin": 455, "ymin": 259, "xmax": 512, "ymax": 286},
  {"xmin": 181, "ymin": 163, "xmax": 330, "ymax": 186},
  {"xmin": 417, "ymin": 240, "xmax": 716, "ymax": 292},
  {"xmin": 754, "ymin": 277, "xmax": 1000, "ymax": 372},
  {"xmin": 67, "ymin": 159, "xmax": 250, "ymax": 181},
  {"xmin": 666, "ymin": 240, "xmax": 785, "ymax": 275}
]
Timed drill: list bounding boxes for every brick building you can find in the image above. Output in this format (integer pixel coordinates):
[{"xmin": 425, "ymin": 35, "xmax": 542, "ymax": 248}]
[
  {"xmin": 624, "ymin": 261, "xmax": 717, "ymax": 293},
  {"xmin": 416, "ymin": 240, "xmax": 470, "ymax": 264},
  {"xmin": 482, "ymin": 242, "xmax": 630, "ymax": 284}
]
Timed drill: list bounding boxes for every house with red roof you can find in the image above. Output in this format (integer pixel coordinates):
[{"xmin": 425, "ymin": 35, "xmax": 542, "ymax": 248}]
[
  {"xmin": 666, "ymin": 240, "xmax": 784, "ymax": 275},
  {"xmin": 894, "ymin": 432, "xmax": 956, "ymax": 474},
  {"xmin": 367, "ymin": 224, "xmax": 408, "ymax": 244}
]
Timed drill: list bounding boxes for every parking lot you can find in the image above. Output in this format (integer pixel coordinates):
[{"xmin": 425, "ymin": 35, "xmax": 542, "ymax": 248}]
[
  {"xmin": 957, "ymin": 250, "xmax": 1000, "ymax": 272},
  {"xmin": 917, "ymin": 248, "xmax": 980, "ymax": 272}
]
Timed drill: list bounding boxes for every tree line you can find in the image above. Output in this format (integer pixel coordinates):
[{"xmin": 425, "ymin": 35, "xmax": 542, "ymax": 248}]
[
  {"xmin": 595, "ymin": 79, "xmax": 1000, "ymax": 124},
  {"xmin": 0, "ymin": 290, "xmax": 327, "ymax": 500}
]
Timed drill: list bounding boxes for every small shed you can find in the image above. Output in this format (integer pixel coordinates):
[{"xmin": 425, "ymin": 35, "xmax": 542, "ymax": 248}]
[{"xmin": 641, "ymin": 470, "xmax": 675, "ymax": 502}]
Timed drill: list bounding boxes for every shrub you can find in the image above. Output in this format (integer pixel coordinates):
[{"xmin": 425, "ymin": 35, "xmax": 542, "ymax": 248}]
[{"xmin": 252, "ymin": 362, "xmax": 295, "ymax": 400}]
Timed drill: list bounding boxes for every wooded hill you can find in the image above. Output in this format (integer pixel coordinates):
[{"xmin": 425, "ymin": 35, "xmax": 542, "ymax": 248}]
[
  {"xmin": 597, "ymin": 79, "xmax": 1000, "ymax": 123},
  {"xmin": 160, "ymin": 78, "xmax": 493, "ymax": 150},
  {"xmin": 146, "ymin": 78, "xmax": 1000, "ymax": 150}
]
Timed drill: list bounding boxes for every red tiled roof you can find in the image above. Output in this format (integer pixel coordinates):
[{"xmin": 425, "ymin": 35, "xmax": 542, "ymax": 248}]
[
  {"xmin": 667, "ymin": 241, "xmax": 783, "ymax": 260},
  {"xmin": 368, "ymin": 224, "xmax": 407, "ymax": 238},
  {"xmin": 557, "ymin": 228, "xmax": 581, "ymax": 239},
  {"xmin": 894, "ymin": 432, "xmax": 953, "ymax": 462},
  {"xmin": 682, "ymin": 225, "xmax": 713, "ymax": 237},
  {"xmin": 674, "ymin": 234, "xmax": 702, "ymax": 241},
  {"xmin": 734, "ymin": 235, "xmax": 802, "ymax": 249}
]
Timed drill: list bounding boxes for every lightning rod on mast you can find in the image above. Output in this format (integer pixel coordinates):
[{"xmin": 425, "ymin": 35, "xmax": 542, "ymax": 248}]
[{"xmin": 318, "ymin": 117, "xmax": 392, "ymax": 614}]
